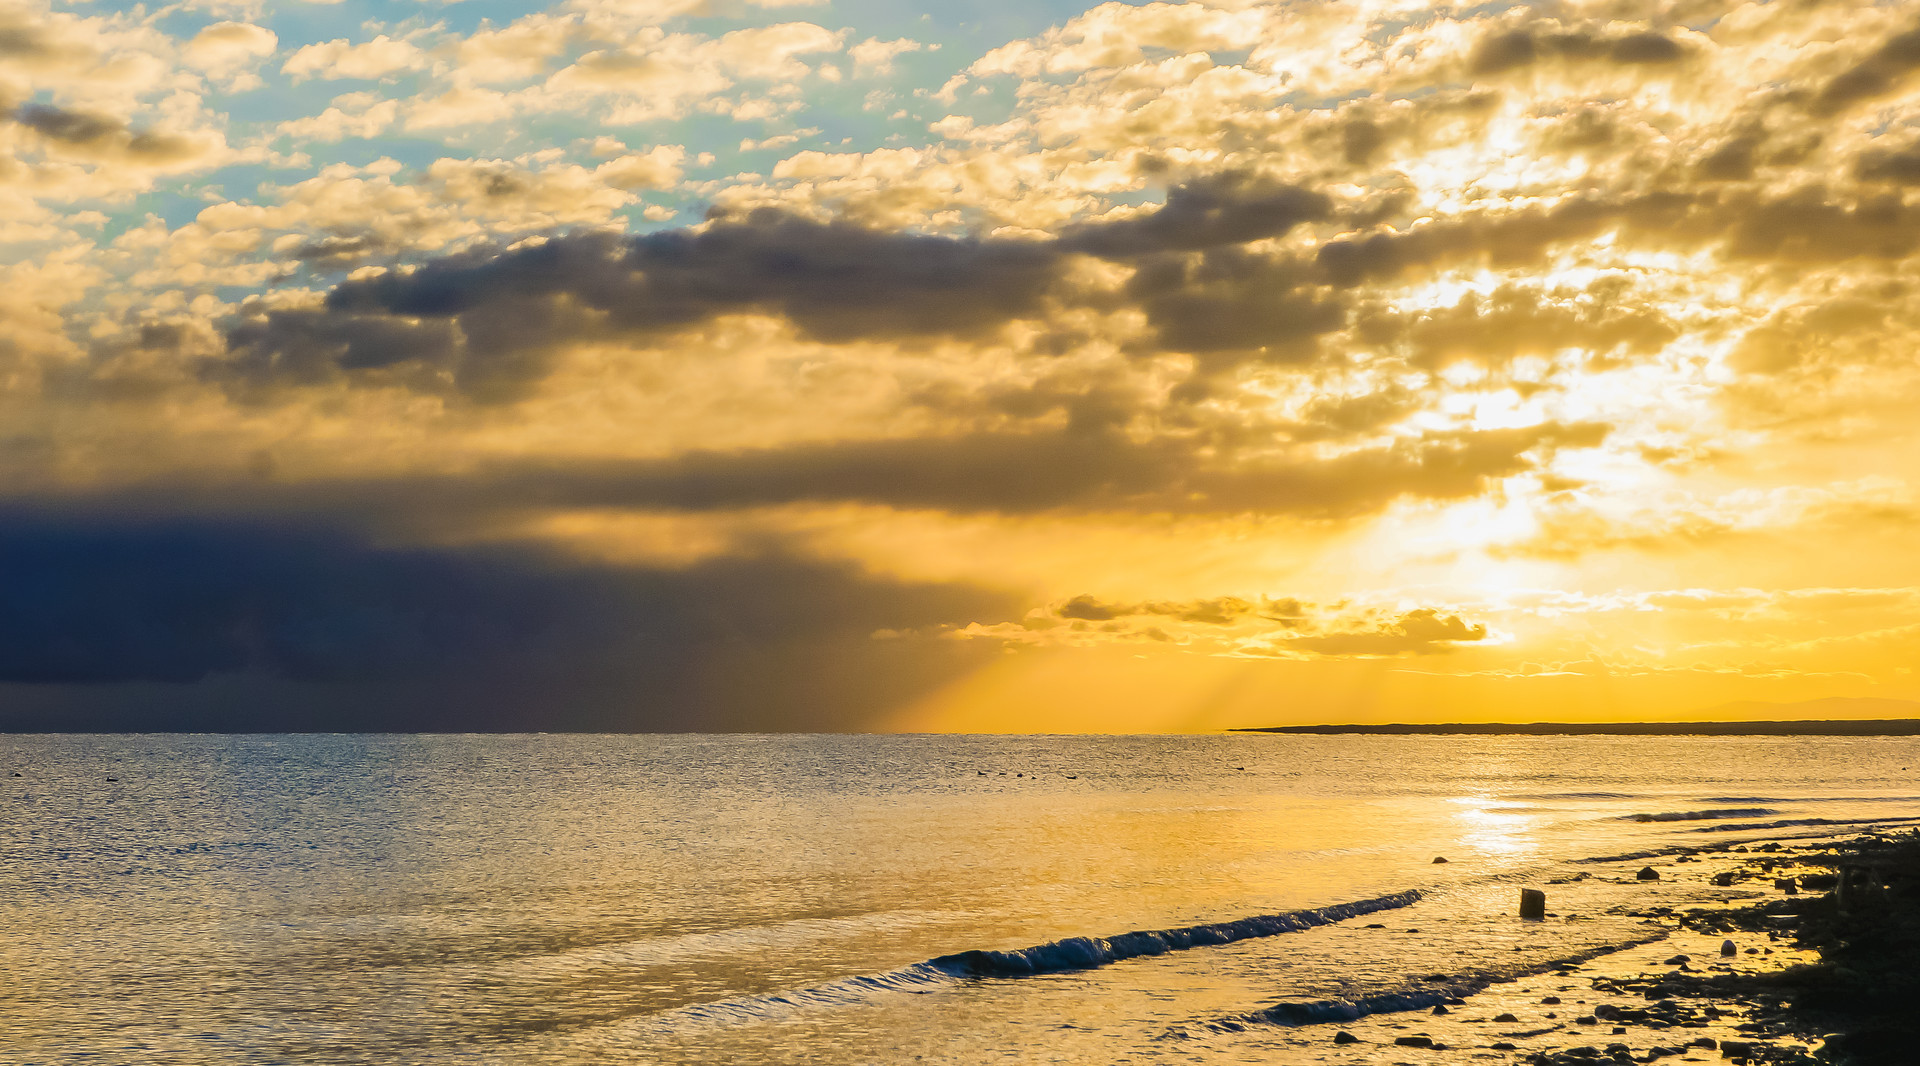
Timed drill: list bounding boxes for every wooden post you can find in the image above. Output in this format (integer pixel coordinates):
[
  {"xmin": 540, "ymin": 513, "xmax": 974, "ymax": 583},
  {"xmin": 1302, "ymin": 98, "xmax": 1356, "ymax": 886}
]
[{"xmin": 1519, "ymin": 888, "xmax": 1547, "ymax": 921}]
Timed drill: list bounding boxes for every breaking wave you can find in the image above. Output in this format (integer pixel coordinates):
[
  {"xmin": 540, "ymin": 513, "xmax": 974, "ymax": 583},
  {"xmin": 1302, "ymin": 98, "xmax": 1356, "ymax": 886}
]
[
  {"xmin": 928, "ymin": 890, "xmax": 1421, "ymax": 977},
  {"xmin": 650, "ymin": 890, "xmax": 1421, "ymax": 1030},
  {"xmin": 1189, "ymin": 931, "xmax": 1671, "ymax": 1035},
  {"xmin": 1624, "ymin": 807, "xmax": 1775, "ymax": 822}
]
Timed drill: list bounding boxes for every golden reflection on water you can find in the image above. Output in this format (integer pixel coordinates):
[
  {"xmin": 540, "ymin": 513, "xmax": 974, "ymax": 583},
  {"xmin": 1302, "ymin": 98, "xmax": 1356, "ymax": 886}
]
[{"xmin": 6, "ymin": 733, "xmax": 1920, "ymax": 1064}]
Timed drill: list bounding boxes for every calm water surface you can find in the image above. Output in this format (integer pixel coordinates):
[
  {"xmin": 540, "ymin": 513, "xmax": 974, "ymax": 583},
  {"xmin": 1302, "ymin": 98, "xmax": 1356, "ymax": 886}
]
[{"xmin": 3, "ymin": 733, "xmax": 1918, "ymax": 1064}]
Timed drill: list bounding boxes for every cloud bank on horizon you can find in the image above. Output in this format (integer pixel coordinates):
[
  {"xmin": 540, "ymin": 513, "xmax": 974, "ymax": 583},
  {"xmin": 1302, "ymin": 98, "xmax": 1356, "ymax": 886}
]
[{"xmin": 4, "ymin": 0, "xmax": 1920, "ymax": 730}]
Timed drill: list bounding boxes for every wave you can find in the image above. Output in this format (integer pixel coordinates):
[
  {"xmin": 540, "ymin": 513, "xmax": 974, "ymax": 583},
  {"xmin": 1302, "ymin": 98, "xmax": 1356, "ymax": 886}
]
[
  {"xmin": 647, "ymin": 890, "xmax": 1422, "ymax": 1031},
  {"xmin": 928, "ymin": 890, "xmax": 1420, "ymax": 977},
  {"xmin": 1189, "ymin": 931, "xmax": 1670, "ymax": 1035},
  {"xmin": 1688, "ymin": 814, "xmax": 1920, "ymax": 833},
  {"xmin": 1624, "ymin": 807, "xmax": 1775, "ymax": 822},
  {"xmin": 1503, "ymin": 791, "xmax": 1641, "ymax": 800}
]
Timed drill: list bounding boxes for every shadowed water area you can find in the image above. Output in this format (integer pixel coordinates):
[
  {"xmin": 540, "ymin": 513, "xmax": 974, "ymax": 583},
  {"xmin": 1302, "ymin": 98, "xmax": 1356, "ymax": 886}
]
[{"xmin": 4, "ymin": 733, "xmax": 1918, "ymax": 1064}]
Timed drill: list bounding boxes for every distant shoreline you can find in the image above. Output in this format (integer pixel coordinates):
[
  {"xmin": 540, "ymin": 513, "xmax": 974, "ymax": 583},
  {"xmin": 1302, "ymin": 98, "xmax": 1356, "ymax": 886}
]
[{"xmin": 1235, "ymin": 718, "xmax": 1920, "ymax": 736}]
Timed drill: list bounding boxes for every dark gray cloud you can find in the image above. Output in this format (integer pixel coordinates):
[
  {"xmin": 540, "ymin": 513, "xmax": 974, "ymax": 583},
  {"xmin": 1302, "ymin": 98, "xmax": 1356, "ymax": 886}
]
[
  {"xmin": 0, "ymin": 512, "xmax": 1011, "ymax": 731},
  {"xmin": 37, "ymin": 419, "xmax": 1605, "ymax": 528},
  {"xmin": 1813, "ymin": 25, "xmax": 1920, "ymax": 115},
  {"xmin": 212, "ymin": 167, "xmax": 1904, "ymax": 404},
  {"xmin": 1054, "ymin": 594, "xmax": 1258, "ymax": 625},
  {"xmin": 376, "ymin": 420, "xmax": 1608, "ymax": 518},
  {"xmin": 214, "ymin": 177, "xmax": 1332, "ymax": 398},
  {"xmin": 1469, "ymin": 24, "xmax": 1689, "ymax": 77},
  {"xmin": 1124, "ymin": 248, "xmax": 1344, "ymax": 357},
  {"xmin": 1059, "ymin": 173, "xmax": 1329, "ymax": 257},
  {"xmin": 221, "ymin": 213, "xmax": 1068, "ymax": 400},
  {"xmin": 1857, "ymin": 141, "xmax": 1920, "ymax": 184},
  {"xmin": 6, "ymin": 102, "xmax": 197, "ymax": 162}
]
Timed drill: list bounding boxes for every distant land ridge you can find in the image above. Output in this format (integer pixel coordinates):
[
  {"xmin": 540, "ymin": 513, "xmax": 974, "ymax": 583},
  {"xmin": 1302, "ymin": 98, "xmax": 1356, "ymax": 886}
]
[{"xmin": 1238, "ymin": 719, "xmax": 1920, "ymax": 736}]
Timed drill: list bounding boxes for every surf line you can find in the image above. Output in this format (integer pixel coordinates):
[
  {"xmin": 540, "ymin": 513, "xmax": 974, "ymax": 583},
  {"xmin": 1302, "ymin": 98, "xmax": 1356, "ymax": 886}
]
[
  {"xmin": 930, "ymin": 890, "xmax": 1422, "ymax": 978},
  {"xmin": 1190, "ymin": 930, "xmax": 1672, "ymax": 1035}
]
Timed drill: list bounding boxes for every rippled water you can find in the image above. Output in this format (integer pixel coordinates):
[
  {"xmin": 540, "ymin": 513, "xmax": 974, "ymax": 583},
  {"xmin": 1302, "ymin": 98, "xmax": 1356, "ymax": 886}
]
[{"xmin": 3, "ymin": 733, "xmax": 1918, "ymax": 1064}]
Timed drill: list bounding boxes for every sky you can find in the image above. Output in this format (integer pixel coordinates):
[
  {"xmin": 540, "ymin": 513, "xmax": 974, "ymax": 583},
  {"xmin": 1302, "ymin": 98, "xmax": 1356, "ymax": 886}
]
[{"xmin": 5, "ymin": 0, "xmax": 1920, "ymax": 732}]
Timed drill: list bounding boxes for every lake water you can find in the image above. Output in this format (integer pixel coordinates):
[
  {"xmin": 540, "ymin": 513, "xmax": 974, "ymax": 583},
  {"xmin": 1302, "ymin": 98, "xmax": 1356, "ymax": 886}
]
[{"xmin": 4, "ymin": 733, "xmax": 1918, "ymax": 1064}]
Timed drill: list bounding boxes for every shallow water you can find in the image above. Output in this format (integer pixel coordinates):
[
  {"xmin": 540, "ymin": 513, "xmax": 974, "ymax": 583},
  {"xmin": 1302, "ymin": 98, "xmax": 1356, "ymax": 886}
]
[{"xmin": 2, "ymin": 733, "xmax": 1917, "ymax": 1064}]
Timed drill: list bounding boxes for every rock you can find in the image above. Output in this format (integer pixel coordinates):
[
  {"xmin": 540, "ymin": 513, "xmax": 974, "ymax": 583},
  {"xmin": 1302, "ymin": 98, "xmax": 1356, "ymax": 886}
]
[
  {"xmin": 1543, "ymin": 996, "xmax": 1563, "ymax": 1004},
  {"xmin": 1637, "ymin": 866, "xmax": 1661, "ymax": 880},
  {"xmin": 1364, "ymin": 923, "xmax": 1385, "ymax": 928},
  {"xmin": 1433, "ymin": 856, "xmax": 1449, "ymax": 863},
  {"xmin": 1720, "ymin": 1040, "xmax": 1754, "ymax": 1056},
  {"xmin": 1691, "ymin": 1037, "xmax": 1718, "ymax": 1049},
  {"xmin": 1431, "ymin": 1005, "xmax": 1449, "ymax": 1015},
  {"xmin": 1521, "ymin": 888, "xmax": 1548, "ymax": 920},
  {"xmin": 1721, "ymin": 939, "xmax": 1737, "ymax": 957},
  {"xmin": 1393, "ymin": 1035, "xmax": 1434, "ymax": 1047},
  {"xmin": 1664, "ymin": 955, "xmax": 1690, "ymax": 965},
  {"xmin": 1576, "ymin": 1015, "xmax": 1598, "ymax": 1025},
  {"xmin": 1712, "ymin": 871, "xmax": 1737, "ymax": 886},
  {"xmin": 1773, "ymin": 877, "xmax": 1799, "ymax": 894},
  {"xmin": 1332, "ymin": 1030, "xmax": 1359, "ymax": 1044},
  {"xmin": 1494, "ymin": 1013, "xmax": 1520, "ymax": 1022},
  {"xmin": 1492, "ymin": 1041, "xmax": 1517, "ymax": 1050}
]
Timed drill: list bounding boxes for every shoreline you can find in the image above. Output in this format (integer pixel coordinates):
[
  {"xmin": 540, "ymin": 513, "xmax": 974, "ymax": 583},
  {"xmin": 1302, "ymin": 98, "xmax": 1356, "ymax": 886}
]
[
  {"xmin": 1231, "ymin": 827, "xmax": 1919, "ymax": 1064},
  {"xmin": 1236, "ymin": 720, "xmax": 1920, "ymax": 736}
]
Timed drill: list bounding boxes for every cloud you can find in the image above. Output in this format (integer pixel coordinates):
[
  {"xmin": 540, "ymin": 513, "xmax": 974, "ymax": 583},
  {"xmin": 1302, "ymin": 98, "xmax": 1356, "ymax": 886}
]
[
  {"xmin": 1283, "ymin": 609, "xmax": 1490, "ymax": 657},
  {"xmin": 282, "ymin": 35, "xmax": 428, "ymax": 82},
  {"xmin": 0, "ymin": 511, "xmax": 1011, "ymax": 731},
  {"xmin": 850, "ymin": 36, "xmax": 922, "ymax": 77},
  {"xmin": 967, "ymin": 594, "xmax": 1487, "ymax": 658},
  {"xmin": 1812, "ymin": 24, "xmax": 1920, "ymax": 115},
  {"xmin": 161, "ymin": 420, "xmax": 1601, "ymax": 520},
  {"xmin": 1059, "ymin": 172, "xmax": 1330, "ymax": 257},
  {"xmin": 7, "ymin": 102, "xmax": 204, "ymax": 166},
  {"xmin": 184, "ymin": 21, "xmax": 277, "ymax": 74},
  {"xmin": 219, "ymin": 210, "xmax": 1066, "ymax": 398},
  {"xmin": 1468, "ymin": 23, "xmax": 1691, "ymax": 77}
]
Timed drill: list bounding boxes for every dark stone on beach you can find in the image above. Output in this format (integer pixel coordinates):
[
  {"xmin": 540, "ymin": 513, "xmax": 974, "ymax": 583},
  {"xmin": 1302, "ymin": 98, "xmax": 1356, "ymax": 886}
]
[
  {"xmin": 1637, "ymin": 866, "xmax": 1661, "ymax": 880},
  {"xmin": 1664, "ymin": 955, "xmax": 1690, "ymax": 965},
  {"xmin": 1721, "ymin": 939, "xmax": 1737, "ymax": 956},
  {"xmin": 1576, "ymin": 1015, "xmax": 1598, "ymax": 1024},
  {"xmin": 1434, "ymin": 856, "xmax": 1449, "ymax": 863},
  {"xmin": 1432, "ymin": 1004, "xmax": 1449, "ymax": 1015},
  {"xmin": 1521, "ymin": 888, "xmax": 1548, "ymax": 920},
  {"xmin": 1543, "ymin": 996, "xmax": 1563, "ymax": 1004},
  {"xmin": 1774, "ymin": 877, "xmax": 1799, "ymax": 894},
  {"xmin": 1393, "ymin": 1035, "xmax": 1434, "ymax": 1047},
  {"xmin": 1720, "ymin": 1040, "xmax": 1754, "ymax": 1056},
  {"xmin": 1493, "ymin": 1041, "xmax": 1517, "ymax": 1050},
  {"xmin": 1365, "ymin": 923, "xmax": 1385, "ymax": 928},
  {"xmin": 1612, "ymin": 1026, "xmax": 1626, "ymax": 1034},
  {"xmin": 1713, "ymin": 871, "xmax": 1738, "ymax": 886},
  {"xmin": 1691, "ymin": 1037, "xmax": 1717, "ymax": 1048},
  {"xmin": 1495, "ymin": 1013, "xmax": 1520, "ymax": 1022},
  {"xmin": 1332, "ymin": 1030, "xmax": 1359, "ymax": 1044}
]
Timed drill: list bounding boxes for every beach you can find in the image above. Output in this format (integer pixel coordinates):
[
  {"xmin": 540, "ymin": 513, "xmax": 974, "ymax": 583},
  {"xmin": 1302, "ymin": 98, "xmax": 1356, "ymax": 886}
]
[{"xmin": 5, "ymin": 733, "xmax": 1919, "ymax": 1064}]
